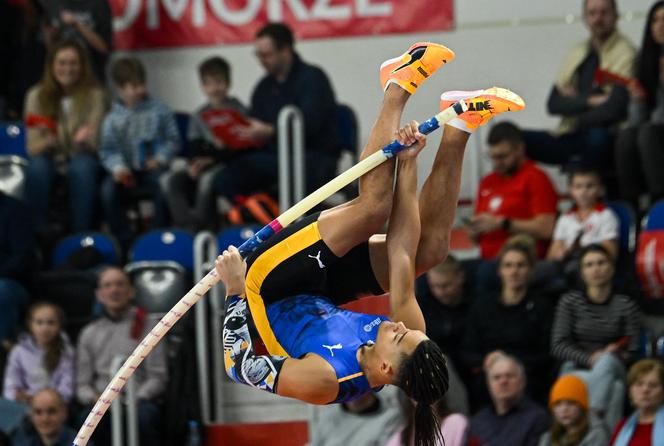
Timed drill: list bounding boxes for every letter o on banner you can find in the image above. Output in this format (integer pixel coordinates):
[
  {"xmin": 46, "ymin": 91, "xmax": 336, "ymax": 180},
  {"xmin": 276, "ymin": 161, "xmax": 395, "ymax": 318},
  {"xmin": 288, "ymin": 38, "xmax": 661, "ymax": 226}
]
[{"xmin": 209, "ymin": 0, "xmax": 262, "ymax": 26}]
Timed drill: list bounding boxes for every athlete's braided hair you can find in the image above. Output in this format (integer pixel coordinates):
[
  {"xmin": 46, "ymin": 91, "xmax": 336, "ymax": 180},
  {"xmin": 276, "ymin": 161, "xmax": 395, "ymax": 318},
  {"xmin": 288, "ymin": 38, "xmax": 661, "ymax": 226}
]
[{"xmin": 396, "ymin": 340, "xmax": 449, "ymax": 446}]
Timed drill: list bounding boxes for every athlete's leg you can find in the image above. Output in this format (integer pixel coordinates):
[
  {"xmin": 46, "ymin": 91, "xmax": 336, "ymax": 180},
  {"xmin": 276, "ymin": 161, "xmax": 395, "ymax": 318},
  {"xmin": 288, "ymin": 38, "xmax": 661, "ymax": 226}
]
[
  {"xmin": 366, "ymin": 125, "xmax": 468, "ymax": 289},
  {"xmin": 318, "ymin": 43, "xmax": 453, "ymax": 258},
  {"xmin": 317, "ymin": 84, "xmax": 407, "ymax": 256},
  {"xmin": 415, "ymin": 125, "xmax": 469, "ymax": 273},
  {"xmin": 368, "ymin": 88, "xmax": 526, "ymax": 289},
  {"xmin": 415, "ymin": 88, "xmax": 526, "ymax": 273}
]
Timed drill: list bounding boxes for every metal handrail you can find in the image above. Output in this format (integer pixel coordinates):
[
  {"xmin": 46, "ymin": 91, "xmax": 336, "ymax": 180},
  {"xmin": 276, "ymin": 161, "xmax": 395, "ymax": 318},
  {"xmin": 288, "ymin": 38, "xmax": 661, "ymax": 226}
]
[
  {"xmin": 193, "ymin": 231, "xmax": 215, "ymax": 424},
  {"xmin": 110, "ymin": 355, "xmax": 138, "ymax": 446},
  {"xmin": 208, "ymin": 256, "xmax": 226, "ymax": 422},
  {"xmin": 277, "ymin": 106, "xmax": 305, "ymax": 212}
]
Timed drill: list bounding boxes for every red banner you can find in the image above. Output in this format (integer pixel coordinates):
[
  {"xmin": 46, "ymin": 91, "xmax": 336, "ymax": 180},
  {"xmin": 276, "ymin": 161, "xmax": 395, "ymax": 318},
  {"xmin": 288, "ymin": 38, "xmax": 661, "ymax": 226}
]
[{"xmin": 110, "ymin": 0, "xmax": 454, "ymax": 50}]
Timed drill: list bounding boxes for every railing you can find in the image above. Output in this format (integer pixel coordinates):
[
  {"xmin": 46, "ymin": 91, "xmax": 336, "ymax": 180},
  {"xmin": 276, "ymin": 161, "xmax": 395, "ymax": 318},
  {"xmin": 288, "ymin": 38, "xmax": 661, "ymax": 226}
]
[
  {"xmin": 110, "ymin": 355, "xmax": 138, "ymax": 446},
  {"xmin": 277, "ymin": 106, "xmax": 305, "ymax": 212},
  {"xmin": 193, "ymin": 232, "xmax": 215, "ymax": 424}
]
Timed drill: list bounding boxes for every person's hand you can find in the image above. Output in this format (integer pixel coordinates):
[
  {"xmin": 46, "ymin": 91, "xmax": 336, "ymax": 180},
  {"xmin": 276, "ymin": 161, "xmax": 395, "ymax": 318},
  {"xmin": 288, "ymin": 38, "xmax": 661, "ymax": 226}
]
[
  {"xmin": 235, "ymin": 118, "xmax": 273, "ymax": 141},
  {"xmin": 41, "ymin": 131, "xmax": 58, "ymax": 150},
  {"xmin": 627, "ymin": 79, "xmax": 646, "ymax": 101},
  {"xmin": 212, "ymin": 138, "xmax": 226, "ymax": 150},
  {"xmin": 559, "ymin": 85, "xmax": 577, "ymax": 98},
  {"xmin": 15, "ymin": 389, "xmax": 30, "ymax": 403},
  {"xmin": 589, "ymin": 350, "xmax": 604, "ymax": 366},
  {"xmin": 605, "ymin": 343, "xmax": 622, "ymax": 354},
  {"xmin": 74, "ymin": 125, "xmax": 94, "ymax": 144},
  {"xmin": 188, "ymin": 157, "xmax": 214, "ymax": 179},
  {"xmin": 144, "ymin": 158, "xmax": 160, "ymax": 171},
  {"xmin": 587, "ymin": 93, "xmax": 609, "ymax": 107},
  {"xmin": 60, "ymin": 10, "xmax": 79, "ymax": 26},
  {"xmin": 215, "ymin": 246, "xmax": 247, "ymax": 295},
  {"xmin": 468, "ymin": 213, "xmax": 503, "ymax": 235},
  {"xmin": 113, "ymin": 168, "xmax": 135, "ymax": 187},
  {"xmin": 395, "ymin": 120, "xmax": 426, "ymax": 160}
]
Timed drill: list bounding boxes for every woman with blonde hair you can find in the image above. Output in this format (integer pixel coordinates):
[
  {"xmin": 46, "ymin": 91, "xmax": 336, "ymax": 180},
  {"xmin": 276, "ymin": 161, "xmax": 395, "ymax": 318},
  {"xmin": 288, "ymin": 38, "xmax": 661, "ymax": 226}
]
[
  {"xmin": 540, "ymin": 374, "xmax": 608, "ymax": 446},
  {"xmin": 24, "ymin": 38, "xmax": 106, "ymax": 232},
  {"xmin": 610, "ymin": 359, "xmax": 664, "ymax": 446}
]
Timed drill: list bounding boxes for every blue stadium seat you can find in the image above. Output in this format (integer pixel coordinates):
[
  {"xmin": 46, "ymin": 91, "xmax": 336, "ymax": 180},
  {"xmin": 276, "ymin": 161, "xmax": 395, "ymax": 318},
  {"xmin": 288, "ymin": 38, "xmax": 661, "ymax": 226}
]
[
  {"xmin": 644, "ymin": 199, "xmax": 664, "ymax": 231},
  {"xmin": 0, "ymin": 122, "xmax": 27, "ymax": 157},
  {"xmin": 608, "ymin": 201, "xmax": 636, "ymax": 253},
  {"xmin": 52, "ymin": 232, "xmax": 121, "ymax": 269},
  {"xmin": 217, "ymin": 225, "xmax": 261, "ymax": 252},
  {"xmin": 0, "ymin": 155, "xmax": 28, "ymax": 200},
  {"xmin": 129, "ymin": 229, "xmax": 195, "ymax": 271}
]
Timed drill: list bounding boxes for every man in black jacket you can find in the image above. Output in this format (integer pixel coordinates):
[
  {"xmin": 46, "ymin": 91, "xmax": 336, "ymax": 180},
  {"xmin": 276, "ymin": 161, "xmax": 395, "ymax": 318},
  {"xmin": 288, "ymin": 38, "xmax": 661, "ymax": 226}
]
[
  {"xmin": 215, "ymin": 22, "xmax": 342, "ymax": 200},
  {"xmin": 522, "ymin": 0, "xmax": 635, "ymax": 169}
]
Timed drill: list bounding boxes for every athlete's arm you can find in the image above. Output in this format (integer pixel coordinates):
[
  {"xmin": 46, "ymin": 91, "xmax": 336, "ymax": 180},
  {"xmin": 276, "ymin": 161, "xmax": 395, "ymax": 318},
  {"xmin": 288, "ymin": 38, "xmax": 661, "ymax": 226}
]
[
  {"xmin": 277, "ymin": 355, "xmax": 339, "ymax": 404},
  {"xmin": 216, "ymin": 248, "xmax": 339, "ymax": 405},
  {"xmin": 386, "ymin": 122, "xmax": 425, "ymax": 331}
]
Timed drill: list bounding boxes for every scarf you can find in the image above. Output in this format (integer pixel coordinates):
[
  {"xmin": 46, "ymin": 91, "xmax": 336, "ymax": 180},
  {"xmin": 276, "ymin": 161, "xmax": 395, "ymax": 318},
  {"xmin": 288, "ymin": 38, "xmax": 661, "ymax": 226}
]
[{"xmin": 613, "ymin": 406, "xmax": 664, "ymax": 446}]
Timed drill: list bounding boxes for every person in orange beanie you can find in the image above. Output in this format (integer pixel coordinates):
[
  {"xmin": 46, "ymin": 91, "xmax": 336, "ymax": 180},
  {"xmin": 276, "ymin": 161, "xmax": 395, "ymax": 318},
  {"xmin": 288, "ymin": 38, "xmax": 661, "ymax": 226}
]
[{"xmin": 539, "ymin": 374, "xmax": 609, "ymax": 446}]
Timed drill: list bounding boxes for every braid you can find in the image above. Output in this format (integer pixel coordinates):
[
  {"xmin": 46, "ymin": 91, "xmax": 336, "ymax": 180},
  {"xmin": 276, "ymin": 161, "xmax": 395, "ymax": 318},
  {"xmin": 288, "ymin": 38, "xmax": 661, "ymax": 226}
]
[{"xmin": 396, "ymin": 340, "xmax": 449, "ymax": 446}]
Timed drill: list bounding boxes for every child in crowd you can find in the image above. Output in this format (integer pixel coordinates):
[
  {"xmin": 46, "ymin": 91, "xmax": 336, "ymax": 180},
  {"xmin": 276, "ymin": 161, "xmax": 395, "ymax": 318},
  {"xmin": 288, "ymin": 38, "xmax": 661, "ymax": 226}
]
[
  {"xmin": 165, "ymin": 56, "xmax": 254, "ymax": 230},
  {"xmin": 539, "ymin": 374, "xmax": 609, "ymax": 446},
  {"xmin": 99, "ymin": 56, "xmax": 181, "ymax": 242},
  {"xmin": 2, "ymin": 302, "xmax": 74, "ymax": 403},
  {"xmin": 547, "ymin": 168, "xmax": 619, "ymax": 280}
]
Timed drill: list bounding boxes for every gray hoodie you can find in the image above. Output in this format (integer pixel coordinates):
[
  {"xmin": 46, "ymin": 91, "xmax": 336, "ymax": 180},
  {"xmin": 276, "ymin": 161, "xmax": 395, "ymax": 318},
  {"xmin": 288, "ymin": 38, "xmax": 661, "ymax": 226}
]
[{"xmin": 538, "ymin": 415, "xmax": 609, "ymax": 446}]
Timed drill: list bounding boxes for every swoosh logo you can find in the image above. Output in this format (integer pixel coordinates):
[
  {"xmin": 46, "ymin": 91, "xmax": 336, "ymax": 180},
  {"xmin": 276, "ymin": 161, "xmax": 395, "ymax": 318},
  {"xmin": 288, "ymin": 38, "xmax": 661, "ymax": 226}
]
[{"xmin": 391, "ymin": 46, "xmax": 427, "ymax": 73}]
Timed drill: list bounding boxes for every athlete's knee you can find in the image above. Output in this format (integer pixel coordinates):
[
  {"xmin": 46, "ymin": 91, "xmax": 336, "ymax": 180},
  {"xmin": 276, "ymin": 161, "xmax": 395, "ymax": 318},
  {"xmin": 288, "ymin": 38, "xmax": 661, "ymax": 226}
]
[
  {"xmin": 360, "ymin": 193, "xmax": 393, "ymax": 228},
  {"xmin": 416, "ymin": 240, "xmax": 450, "ymax": 273}
]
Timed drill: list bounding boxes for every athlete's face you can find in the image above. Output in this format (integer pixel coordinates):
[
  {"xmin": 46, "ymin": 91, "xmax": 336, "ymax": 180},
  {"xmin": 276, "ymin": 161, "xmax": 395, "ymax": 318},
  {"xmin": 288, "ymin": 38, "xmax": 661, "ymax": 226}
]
[{"xmin": 366, "ymin": 321, "xmax": 429, "ymax": 381}]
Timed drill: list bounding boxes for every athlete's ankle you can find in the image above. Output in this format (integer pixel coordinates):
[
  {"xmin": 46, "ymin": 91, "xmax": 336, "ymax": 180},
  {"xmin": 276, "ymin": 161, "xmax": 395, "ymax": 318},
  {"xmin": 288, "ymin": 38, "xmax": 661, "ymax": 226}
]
[{"xmin": 384, "ymin": 83, "xmax": 410, "ymax": 103}]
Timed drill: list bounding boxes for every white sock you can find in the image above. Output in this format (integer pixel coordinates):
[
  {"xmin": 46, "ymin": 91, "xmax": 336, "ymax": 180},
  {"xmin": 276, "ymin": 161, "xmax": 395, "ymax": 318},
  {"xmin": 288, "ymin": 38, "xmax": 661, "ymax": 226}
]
[
  {"xmin": 446, "ymin": 118, "xmax": 474, "ymax": 134},
  {"xmin": 440, "ymin": 89, "xmax": 484, "ymax": 134},
  {"xmin": 440, "ymin": 89, "xmax": 484, "ymax": 102}
]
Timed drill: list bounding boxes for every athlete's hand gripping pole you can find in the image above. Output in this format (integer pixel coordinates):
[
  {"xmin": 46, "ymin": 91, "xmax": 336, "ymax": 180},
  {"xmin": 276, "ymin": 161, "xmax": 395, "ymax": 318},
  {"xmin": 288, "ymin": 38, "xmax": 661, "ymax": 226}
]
[{"xmin": 71, "ymin": 99, "xmax": 467, "ymax": 446}]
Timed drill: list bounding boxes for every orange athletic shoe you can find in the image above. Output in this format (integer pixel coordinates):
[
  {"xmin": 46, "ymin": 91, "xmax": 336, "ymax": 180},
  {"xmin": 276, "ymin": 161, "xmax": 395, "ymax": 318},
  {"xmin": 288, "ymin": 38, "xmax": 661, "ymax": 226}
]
[
  {"xmin": 439, "ymin": 87, "xmax": 525, "ymax": 129},
  {"xmin": 380, "ymin": 42, "xmax": 455, "ymax": 94}
]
